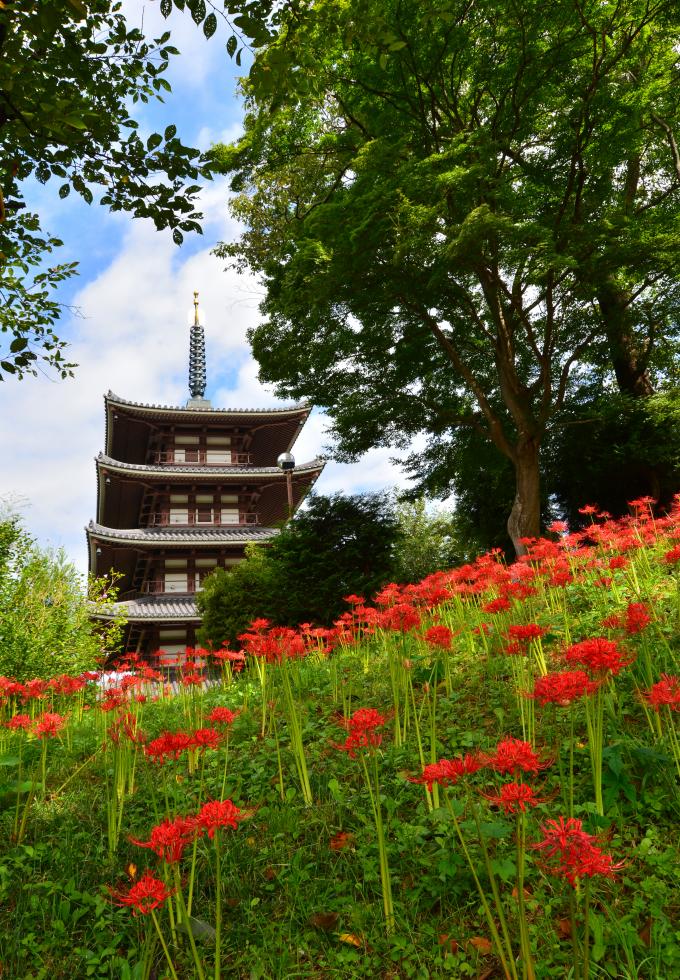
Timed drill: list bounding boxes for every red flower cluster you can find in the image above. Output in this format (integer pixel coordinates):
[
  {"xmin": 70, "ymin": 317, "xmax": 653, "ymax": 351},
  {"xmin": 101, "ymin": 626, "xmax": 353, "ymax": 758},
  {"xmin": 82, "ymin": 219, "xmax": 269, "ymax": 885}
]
[
  {"xmin": 564, "ymin": 638, "xmax": 628, "ymax": 676},
  {"xmin": 33, "ymin": 712, "xmax": 67, "ymax": 739},
  {"xmin": 109, "ymin": 870, "xmax": 174, "ymax": 916},
  {"xmin": 208, "ymin": 706, "xmax": 238, "ymax": 725},
  {"xmin": 507, "ymin": 623, "xmax": 546, "ymax": 644},
  {"xmin": 483, "ymin": 597, "xmax": 511, "ymax": 614},
  {"xmin": 532, "ymin": 816, "xmax": 623, "ymax": 886},
  {"xmin": 422, "ymin": 625, "xmax": 454, "ymax": 650},
  {"xmin": 642, "ymin": 675, "xmax": 680, "ymax": 712},
  {"xmin": 131, "ymin": 800, "xmax": 244, "ymax": 861},
  {"xmin": 335, "ymin": 707, "xmax": 385, "ymax": 757},
  {"xmin": 409, "ymin": 753, "xmax": 485, "ymax": 791},
  {"xmin": 486, "ymin": 737, "xmax": 551, "ymax": 776},
  {"xmin": 528, "ymin": 670, "xmax": 598, "ymax": 707},
  {"xmin": 196, "ymin": 799, "xmax": 245, "ymax": 838},
  {"xmin": 144, "ymin": 726, "xmax": 223, "ymax": 764},
  {"xmin": 483, "ymin": 781, "xmax": 544, "ymax": 814}
]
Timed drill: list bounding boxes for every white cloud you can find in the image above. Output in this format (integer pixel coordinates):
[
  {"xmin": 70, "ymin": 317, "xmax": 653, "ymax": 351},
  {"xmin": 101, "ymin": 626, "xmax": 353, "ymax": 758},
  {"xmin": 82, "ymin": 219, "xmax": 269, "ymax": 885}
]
[{"xmin": 0, "ymin": 179, "xmax": 418, "ymax": 578}]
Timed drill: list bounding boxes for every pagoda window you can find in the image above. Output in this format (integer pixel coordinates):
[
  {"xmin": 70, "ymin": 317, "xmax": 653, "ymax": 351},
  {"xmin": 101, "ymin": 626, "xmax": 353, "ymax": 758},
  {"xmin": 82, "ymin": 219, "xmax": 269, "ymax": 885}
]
[
  {"xmin": 174, "ymin": 434, "xmax": 200, "ymax": 463},
  {"xmin": 157, "ymin": 629, "xmax": 188, "ymax": 668},
  {"xmin": 164, "ymin": 558, "xmax": 188, "ymax": 593},
  {"xmin": 169, "ymin": 494, "xmax": 189, "ymax": 525},
  {"xmin": 195, "ymin": 494, "xmax": 214, "ymax": 524},
  {"xmin": 206, "ymin": 435, "xmax": 232, "ymax": 465}
]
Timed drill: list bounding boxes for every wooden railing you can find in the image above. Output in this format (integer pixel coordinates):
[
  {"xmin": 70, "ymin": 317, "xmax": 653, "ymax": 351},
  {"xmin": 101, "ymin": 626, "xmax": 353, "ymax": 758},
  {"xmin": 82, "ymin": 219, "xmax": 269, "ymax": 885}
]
[
  {"xmin": 150, "ymin": 450, "xmax": 253, "ymax": 466},
  {"xmin": 146, "ymin": 512, "xmax": 260, "ymax": 527}
]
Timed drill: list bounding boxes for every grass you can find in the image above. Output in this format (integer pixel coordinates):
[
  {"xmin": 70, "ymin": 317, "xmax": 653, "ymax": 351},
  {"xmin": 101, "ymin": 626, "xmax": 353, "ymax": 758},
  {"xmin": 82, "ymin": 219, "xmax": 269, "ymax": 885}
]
[{"xmin": 0, "ymin": 502, "xmax": 679, "ymax": 978}]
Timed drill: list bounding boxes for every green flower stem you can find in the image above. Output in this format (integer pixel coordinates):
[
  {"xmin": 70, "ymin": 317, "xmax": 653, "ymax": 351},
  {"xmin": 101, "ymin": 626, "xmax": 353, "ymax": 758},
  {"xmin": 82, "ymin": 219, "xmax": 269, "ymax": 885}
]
[
  {"xmin": 516, "ymin": 811, "xmax": 535, "ymax": 980},
  {"xmin": 172, "ymin": 865, "xmax": 206, "ymax": 980},
  {"xmin": 149, "ymin": 908, "xmax": 179, "ymax": 980},
  {"xmin": 568, "ymin": 889, "xmax": 581, "ymax": 980},
  {"xmin": 280, "ymin": 658, "xmax": 313, "ymax": 804},
  {"xmin": 359, "ymin": 751, "xmax": 394, "ymax": 935},
  {"xmin": 583, "ymin": 879, "xmax": 591, "ymax": 980},
  {"xmin": 584, "ymin": 686, "xmax": 604, "ymax": 816},
  {"xmin": 214, "ymin": 830, "xmax": 222, "ymax": 980},
  {"xmin": 444, "ymin": 792, "xmax": 517, "ymax": 980}
]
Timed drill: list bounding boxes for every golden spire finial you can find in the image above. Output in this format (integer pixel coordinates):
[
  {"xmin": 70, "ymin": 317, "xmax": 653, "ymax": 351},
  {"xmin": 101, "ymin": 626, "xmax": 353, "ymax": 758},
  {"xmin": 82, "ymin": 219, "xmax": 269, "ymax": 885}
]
[{"xmin": 193, "ymin": 291, "xmax": 200, "ymax": 326}]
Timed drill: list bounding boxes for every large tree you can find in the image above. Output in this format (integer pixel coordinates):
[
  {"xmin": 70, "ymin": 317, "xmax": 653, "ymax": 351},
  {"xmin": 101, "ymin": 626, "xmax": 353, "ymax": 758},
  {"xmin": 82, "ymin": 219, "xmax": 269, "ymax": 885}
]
[
  {"xmin": 0, "ymin": 0, "xmax": 216, "ymax": 380},
  {"xmin": 212, "ymin": 0, "xmax": 680, "ymax": 554}
]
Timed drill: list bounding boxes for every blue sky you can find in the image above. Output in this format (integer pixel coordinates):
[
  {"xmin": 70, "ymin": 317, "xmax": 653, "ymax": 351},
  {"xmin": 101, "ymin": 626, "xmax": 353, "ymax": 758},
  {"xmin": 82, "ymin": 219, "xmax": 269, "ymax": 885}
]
[{"xmin": 0, "ymin": 2, "xmax": 420, "ymax": 578}]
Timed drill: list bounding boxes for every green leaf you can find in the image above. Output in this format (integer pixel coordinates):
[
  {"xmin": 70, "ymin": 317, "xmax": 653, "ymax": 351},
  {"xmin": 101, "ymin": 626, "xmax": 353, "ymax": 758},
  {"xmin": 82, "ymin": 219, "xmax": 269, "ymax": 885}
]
[
  {"xmin": 190, "ymin": 0, "xmax": 206, "ymax": 26},
  {"xmin": 0, "ymin": 756, "xmax": 21, "ymax": 767},
  {"xmin": 172, "ymin": 228, "xmax": 184, "ymax": 245},
  {"xmin": 147, "ymin": 133, "xmax": 163, "ymax": 151},
  {"xmin": 59, "ymin": 183, "xmax": 71, "ymax": 199},
  {"xmin": 327, "ymin": 777, "xmax": 344, "ymax": 802},
  {"xmin": 203, "ymin": 13, "xmax": 217, "ymax": 39},
  {"xmin": 164, "ymin": 124, "xmax": 177, "ymax": 141},
  {"xmin": 160, "ymin": 0, "xmax": 172, "ymax": 17},
  {"xmin": 226, "ymin": 35, "xmax": 238, "ymax": 58}
]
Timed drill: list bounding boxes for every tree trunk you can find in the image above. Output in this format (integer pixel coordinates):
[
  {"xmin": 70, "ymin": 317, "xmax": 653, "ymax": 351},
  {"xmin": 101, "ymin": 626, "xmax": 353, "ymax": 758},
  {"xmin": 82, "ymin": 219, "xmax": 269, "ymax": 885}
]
[
  {"xmin": 597, "ymin": 280, "xmax": 654, "ymax": 398},
  {"xmin": 507, "ymin": 438, "xmax": 542, "ymax": 557}
]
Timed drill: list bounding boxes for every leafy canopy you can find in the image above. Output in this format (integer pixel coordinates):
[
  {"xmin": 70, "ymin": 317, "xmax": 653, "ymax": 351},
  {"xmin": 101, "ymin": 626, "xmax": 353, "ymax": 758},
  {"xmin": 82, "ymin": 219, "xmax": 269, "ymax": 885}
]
[
  {"xmin": 0, "ymin": 515, "xmax": 124, "ymax": 680},
  {"xmin": 0, "ymin": 0, "xmax": 212, "ymax": 380},
  {"xmin": 213, "ymin": 0, "xmax": 680, "ymax": 550}
]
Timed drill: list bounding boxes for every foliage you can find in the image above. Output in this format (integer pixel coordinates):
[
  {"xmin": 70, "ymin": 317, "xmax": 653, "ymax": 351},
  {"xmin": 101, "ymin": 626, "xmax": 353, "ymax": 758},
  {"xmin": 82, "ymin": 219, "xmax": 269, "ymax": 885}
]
[
  {"xmin": 1, "ymin": 504, "xmax": 680, "ymax": 976},
  {"xmin": 198, "ymin": 492, "xmax": 402, "ymax": 647},
  {"xmin": 392, "ymin": 498, "xmax": 463, "ymax": 582},
  {"xmin": 0, "ymin": 516, "xmax": 124, "ymax": 680},
  {"xmin": 213, "ymin": 0, "xmax": 680, "ymax": 552},
  {"xmin": 545, "ymin": 390, "xmax": 680, "ymax": 527},
  {"xmin": 0, "ymin": 0, "xmax": 211, "ymax": 379}
]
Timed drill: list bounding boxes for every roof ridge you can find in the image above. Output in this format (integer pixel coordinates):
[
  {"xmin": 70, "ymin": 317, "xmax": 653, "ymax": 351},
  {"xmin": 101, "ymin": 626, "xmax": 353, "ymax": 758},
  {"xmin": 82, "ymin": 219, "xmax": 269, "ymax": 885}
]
[{"xmin": 106, "ymin": 391, "xmax": 311, "ymax": 414}]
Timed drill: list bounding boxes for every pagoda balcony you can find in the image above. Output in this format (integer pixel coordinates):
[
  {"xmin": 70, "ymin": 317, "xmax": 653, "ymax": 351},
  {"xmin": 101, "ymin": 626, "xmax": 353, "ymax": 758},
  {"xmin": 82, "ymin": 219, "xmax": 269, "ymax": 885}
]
[
  {"xmin": 150, "ymin": 450, "xmax": 253, "ymax": 466},
  {"xmin": 141, "ymin": 579, "xmax": 202, "ymax": 596},
  {"xmin": 146, "ymin": 511, "xmax": 260, "ymax": 527}
]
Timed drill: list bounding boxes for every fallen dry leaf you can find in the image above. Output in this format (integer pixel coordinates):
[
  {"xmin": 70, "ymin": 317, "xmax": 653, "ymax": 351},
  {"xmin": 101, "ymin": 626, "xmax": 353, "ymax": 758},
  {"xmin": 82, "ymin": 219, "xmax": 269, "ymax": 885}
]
[
  {"xmin": 309, "ymin": 911, "xmax": 340, "ymax": 931},
  {"xmin": 338, "ymin": 933, "xmax": 363, "ymax": 948},
  {"xmin": 556, "ymin": 918, "xmax": 572, "ymax": 939},
  {"xmin": 329, "ymin": 831, "xmax": 354, "ymax": 851},
  {"xmin": 468, "ymin": 936, "xmax": 493, "ymax": 955}
]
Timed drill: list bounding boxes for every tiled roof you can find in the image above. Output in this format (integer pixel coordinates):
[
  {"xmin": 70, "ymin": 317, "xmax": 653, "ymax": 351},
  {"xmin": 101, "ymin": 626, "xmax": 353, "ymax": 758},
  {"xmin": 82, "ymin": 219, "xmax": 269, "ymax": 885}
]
[
  {"xmin": 106, "ymin": 391, "xmax": 310, "ymax": 416},
  {"xmin": 87, "ymin": 521, "xmax": 279, "ymax": 545},
  {"xmin": 93, "ymin": 596, "xmax": 201, "ymax": 621},
  {"xmin": 96, "ymin": 452, "xmax": 325, "ymax": 478}
]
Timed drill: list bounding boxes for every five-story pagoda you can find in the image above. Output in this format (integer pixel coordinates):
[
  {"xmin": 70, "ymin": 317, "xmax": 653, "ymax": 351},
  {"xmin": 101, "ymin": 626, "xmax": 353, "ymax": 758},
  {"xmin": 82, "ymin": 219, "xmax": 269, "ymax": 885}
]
[{"xmin": 87, "ymin": 294, "xmax": 324, "ymax": 664}]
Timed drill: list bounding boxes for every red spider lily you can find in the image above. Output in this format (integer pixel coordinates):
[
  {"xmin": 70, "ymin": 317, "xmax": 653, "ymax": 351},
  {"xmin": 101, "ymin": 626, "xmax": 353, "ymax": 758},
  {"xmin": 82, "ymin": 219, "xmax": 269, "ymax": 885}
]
[
  {"xmin": 48, "ymin": 674, "xmax": 86, "ymax": 696},
  {"xmin": 373, "ymin": 583, "xmax": 403, "ymax": 607},
  {"xmin": 642, "ymin": 675, "xmax": 680, "ymax": 712},
  {"xmin": 564, "ymin": 637, "xmax": 629, "ymax": 676},
  {"xmin": 109, "ymin": 870, "xmax": 175, "ymax": 916},
  {"xmin": 196, "ymin": 799, "xmax": 244, "ymax": 838},
  {"xmin": 664, "ymin": 544, "xmax": 680, "ymax": 564},
  {"xmin": 144, "ymin": 731, "xmax": 193, "ymax": 764},
  {"xmin": 422, "ymin": 625, "xmax": 453, "ymax": 650},
  {"xmin": 532, "ymin": 816, "xmax": 624, "ymax": 887},
  {"xmin": 482, "ymin": 781, "xmax": 545, "ymax": 814},
  {"xmin": 33, "ymin": 712, "xmax": 67, "ymax": 739},
  {"xmin": 5, "ymin": 713, "xmax": 32, "ymax": 731},
  {"xmin": 624, "ymin": 603, "xmax": 652, "ymax": 634},
  {"xmin": 343, "ymin": 594, "xmax": 365, "ymax": 606},
  {"xmin": 486, "ymin": 737, "xmax": 551, "ymax": 776},
  {"xmin": 608, "ymin": 556, "xmax": 628, "ymax": 570},
  {"xmin": 409, "ymin": 753, "xmax": 486, "ymax": 791},
  {"xmin": 208, "ymin": 706, "xmax": 238, "ymax": 725},
  {"xmin": 191, "ymin": 727, "xmax": 222, "ymax": 751},
  {"xmin": 528, "ymin": 671, "xmax": 598, "ymax": 707},
  {"xmin": 130, "ymin": 815, "xmax": 199, "ymax": 863},
  {"xmin": 377, "ymin": 602, "xmax": 422, "ymax": 633},
  {"xmin": 20, "ymin": 678, "xmax": 49, "ymax": 702},
  {"xmin": 507, "ymin": 623, "xmax": 546, "ymax": 644},
  {"xmin": 483, "ymin": 597, "xmax": 511, "ymax": 614},
  {"xmin": 335, "ymin": 707, "xmax": 385, "ymax": 757},
  {"xmin": 547, "ymin": 520, "xmax": 569, "ymax": 534},
  {"xmin": 109, "ymin": 711, "xmax": 146, "ymax": 745},
  {"xmin": 578, "ymin": 505, "xmax": 599, "ymax": 515}
]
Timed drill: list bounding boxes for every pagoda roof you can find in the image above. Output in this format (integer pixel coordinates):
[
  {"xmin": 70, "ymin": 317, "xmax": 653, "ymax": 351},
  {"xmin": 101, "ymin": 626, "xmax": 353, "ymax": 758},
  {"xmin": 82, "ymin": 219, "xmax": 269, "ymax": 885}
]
[
  {"xmin": 87, "ymin": 521, "xmax": 278, "ymax": 547},
  {"xmin": 106, "ymin": 390, "xmax": 310, "ymax": 421},
  {"xmin": 91, "ymin": 595, "xmax": 201, "ymax": 623},
  {"xmin": 96, "ymin": 453, "xmax": 325, "ymax": 481}
]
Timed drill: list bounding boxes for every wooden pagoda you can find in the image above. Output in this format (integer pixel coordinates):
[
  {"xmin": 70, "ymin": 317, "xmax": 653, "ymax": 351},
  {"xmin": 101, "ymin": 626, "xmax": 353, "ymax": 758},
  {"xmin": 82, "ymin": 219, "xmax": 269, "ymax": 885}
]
[{"xmin": 87, "ymin": 295, "xmax": 324, "ymax": 663}]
